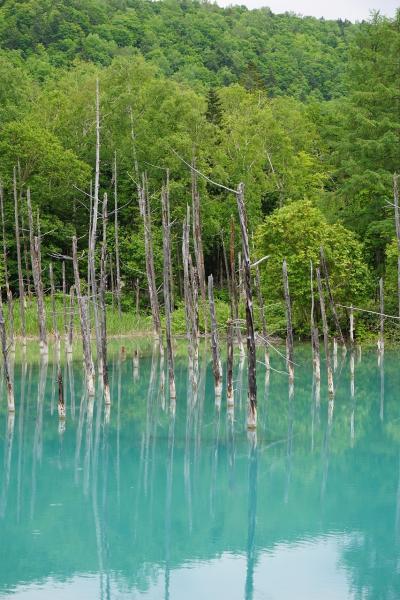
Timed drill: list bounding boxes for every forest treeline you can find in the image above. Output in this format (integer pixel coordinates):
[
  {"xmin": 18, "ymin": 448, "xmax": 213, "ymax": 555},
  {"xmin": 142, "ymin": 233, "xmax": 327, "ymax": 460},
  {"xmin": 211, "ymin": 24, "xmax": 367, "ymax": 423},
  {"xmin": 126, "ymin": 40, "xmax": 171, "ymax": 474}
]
[{"xmin": 0, "ymin": 0, "xmax": 399, "ymax": 338}]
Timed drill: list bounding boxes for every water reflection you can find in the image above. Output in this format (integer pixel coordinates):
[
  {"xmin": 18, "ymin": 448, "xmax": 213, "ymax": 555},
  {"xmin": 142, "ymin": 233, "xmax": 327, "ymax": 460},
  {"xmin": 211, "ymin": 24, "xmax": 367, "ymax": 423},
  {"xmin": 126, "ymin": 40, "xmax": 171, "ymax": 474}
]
[{"xmin": 0, "ymin": 344, "xmax": 399, "ymax": 600}]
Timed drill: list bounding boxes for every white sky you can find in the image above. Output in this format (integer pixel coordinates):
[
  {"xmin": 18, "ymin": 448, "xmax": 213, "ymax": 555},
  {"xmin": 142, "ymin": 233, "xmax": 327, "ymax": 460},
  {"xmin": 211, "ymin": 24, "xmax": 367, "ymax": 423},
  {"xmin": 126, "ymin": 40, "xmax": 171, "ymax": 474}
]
[{"xmin": 216, "ymin": 0, "xmax": 398, "ymax": 22}]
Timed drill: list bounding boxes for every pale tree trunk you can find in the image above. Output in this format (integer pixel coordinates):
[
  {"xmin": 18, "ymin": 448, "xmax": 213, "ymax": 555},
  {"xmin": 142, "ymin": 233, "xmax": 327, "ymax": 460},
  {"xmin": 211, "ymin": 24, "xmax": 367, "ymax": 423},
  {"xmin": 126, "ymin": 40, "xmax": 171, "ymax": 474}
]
[
  {"xmin": 100, "ymin": 193, "xmax": 110, "ymax": 405},
  {"xmin": 236, "ymin": 183, "xmax": 257, "ymax": 429},
  {"xmin": 230, "ymin": 217, "xmax": 245, "ymax": 357},
  {"xmin": 320, "ymin": 246, "xmax": 345, "ymax": 346},
  {"xmin": 58, "ymin": 366, "xmax": 65, "ymax": 420},
  {"xmin": 378, "ymin": 277, "xmax": 384, "ymax": 354},
  {"xmin": 182, "ymin": 205, "xmax": 194, "ymax": 363},
  {"xmin": 135, "ymin": 278, "xmax": 140, "ymax": 317},
  {"xmin": 191, "ymin": 163, "xmax": 207, "ymax": 332},
  {"xmin": 0, "ymin": 181, "xmax": 14, "ymax": 350},
  {"xmin": 189, "ymin": 255, "xmax": 199, "ymax": 367},
  {"xmin": 27, "ymin": 189, "xmax": 47, "ymax": 356},
  {"xmin": 310, "ymin": 261, "xmax": 320, "ymax": 381},
  {"xmin": 393, "ymin": 174, "xmax": 400, "ymax": 316},
  {"xmin": 254, "ymin": 264, "xmax": 269, "ymax": 370},
  {"xmin": 67, "ymin": 285, "xmax": 75, "ymax": 355},
  {"xmin": 72, "ymin": 236, "xmax": 95, "ymax": 396},
  {"xmin": 13, "ymin": 167, "xmax": 26, "ymax": 346},
  {"xmin": 316, "ymin": 267, "xmax": 334, "ymax": 396},
  {"xmin": 226, "ymin": 319, "xmax": 234, "ymax": 408},
  {"xmin": 0, "ymin": 292, "xmax": 14, "ymax": 411},
  {"xmin": 49, "ymin": 262, "xmax": 61, "ymax": 358},
  {"xmin": 62, "ymin": 261, "xmax": 68, "ymax": 343},
  {"xmin": 349, "ymin": 305, "xmax": 354, "ymax": 345},
  {"xmin": 113, "ymin": 151, "xmax": 122, "ymax": 318},
  {"xmin": 282, "ymin": 259, "xmax": 294, "ymax": 385},
  {"xmin": 208, "ymin": 274, "xmax": 222, "ymax": 400},
  {"xmin": 161, "ymin": 185, "xmax": 176, "ymax": 402}
]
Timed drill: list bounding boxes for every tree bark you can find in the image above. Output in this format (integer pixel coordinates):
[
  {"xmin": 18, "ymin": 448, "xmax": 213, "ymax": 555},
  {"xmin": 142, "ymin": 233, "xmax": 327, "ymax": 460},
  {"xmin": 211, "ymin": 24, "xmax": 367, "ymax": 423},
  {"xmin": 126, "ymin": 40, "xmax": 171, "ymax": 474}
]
[
  {"xmin": 226, "ymin": 319, "xmax": 234, "ymax": 408},
  {"xmin": 67, "ymin": 285, "xmax": 75, "ymax": 355},
  {"xmin": 208, "ymin": 274, "xmax": 222, "ymax": 399},
  {"xmin": 0, "ymin": 181, "xmax": 14, "ymax": 350},
  {"xmin": 13, "ymin": 167, "xmax": 26, "ymax": 346},
  {"xmin": 161, "ymin": 184, "xmax": 176, "ymax": 401},
  {"xmin": 316, "ymin": 267, "xmax": 334, "ymax": 395},
  {"xmin": 100, "ymin": 193, "xmax": 110, "ymax": 404},
  {"xmin": 310, "ymin": 260, "xmax": 320, "ymax": 381},
  {"xmin": 282, "ymin": 259, "xmax": 294, "ymax": 384},
  {"xmin": 114, "ymin": 151, "xmax": 122, "ymax": 318},
  {"xmin": 230, "ymin": 217, "xmax": 245, "ymax": 357},
  {"xmin": 236, "ymin": 183, "xmax": 257, "ymax": 429},
  {"xmin": 0, "ymin": 291, "xmax": 14, "ymax": 411},
  {"xmin": 191, "ymin": 162, "xmax": 207, "ymax": 332}
]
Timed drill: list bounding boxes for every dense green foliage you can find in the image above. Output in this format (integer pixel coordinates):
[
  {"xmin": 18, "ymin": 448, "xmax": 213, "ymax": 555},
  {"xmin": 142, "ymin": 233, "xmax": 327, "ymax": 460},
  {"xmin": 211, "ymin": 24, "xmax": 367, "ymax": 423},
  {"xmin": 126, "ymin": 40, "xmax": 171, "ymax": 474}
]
[{"xmin": 0, "ymin": 0, "xmax": 398, "ymax": 338}]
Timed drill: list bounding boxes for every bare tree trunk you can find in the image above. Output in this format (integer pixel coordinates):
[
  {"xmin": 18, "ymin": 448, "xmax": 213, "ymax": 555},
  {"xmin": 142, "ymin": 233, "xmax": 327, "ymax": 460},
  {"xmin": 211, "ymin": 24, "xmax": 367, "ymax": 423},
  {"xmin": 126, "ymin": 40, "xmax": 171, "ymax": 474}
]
[
  {"xmin": 316, "ymin": 267, "xmax": 334, "ymax": 396},
  {"xmin": 113, "ymin": 151, "xmax": 122, "ymax": 318},
  {"xmin": 109, "ymin": 254, "xmax": 115, "ymax": 312},
  {"xmin": 393, "ymin": 174, "xmax": 400, "ymax": 316},
  {"xmin": 230, "ymin": 217, "xmax": 245, "ymax": 357},
  {"xmin": 191, "ymin": 163, "xmax": 207, "ymax": 332},
  {"xmin": 135, "ymin": 278, "xmax": 140, "ymax": 317},
  {"xmin": 13, "ymin": 167, "xmax": 26, "ymax": 346},
  {"xmin": 208, "ymin": 274, "xmax": 222, "ymax": 399},
  {"xmin": 226, "ymin": 319, "xmax": 234, "ymax": 408},
  {"xmin": 62, "ymin": 261, "xmax": 68, "ymax": 343},
  {"xmin": 0, "ymin": 182, "xmax": 14, "ymax": 350},
  {"xmin": 72, "ymin": 236, "xmax": 95, "ymax": 396},
  {"xmin": 27, "ymin": 189, "xmax": 47, "ymax": 355},
  {"xmin": 161, "ymin": 185, "xmax": 176, "ymax": 401},
  {"xmin": 320, "ymin": 246, "xmax": 345, "ymax": 346},
  {"xmin": 310, "ymin": 261, "xmax": 320, "ymax": 382},
  {"xmin": 166, "ymin": 173, "xmax": 174, "ymax": 313},
  {"xmin": 254, "ymin": 264, "xmax": 269, "ymax": 370},
  {"xmin": 236, "ymin": 184, "xmax": 257, "ymax": 429},
  {"xmin": 67, "ymin": 285, "xmax": 75, "ymax": 355},
  {"xmin": 58, "ymin": 367, "xmax": 65, "ymax": 420},
  {"xmin": 49, "ymin": 262, "xmax": 61, "ymax": 357},
  {"xmin": 349, "ymin": 305, "xmax": 354, "ymax": 345},
  {"xmin": 182, "ymin": 206, "xmax": 194, "ymax": 364},
  {"xmin": 189, "ymin": 255, "xmax": 199, "ymax": 365},
  {"xmin": 378, "ymin": 277, "xmax": 384, "ymax": 353},
  {"xmin": 100, "ymin": 194, "xmax": 110, "ymax": 404},
  {"xmin": 282, "ymin": 259, "xmax": 294, "ymax": 384},
  {"xmin": 0, "ymin": 292, "xmax": 14, "ymax": 411},
  {"xmin": 139, "ymin": 175, "xmax": 162, "ymax": 342}
]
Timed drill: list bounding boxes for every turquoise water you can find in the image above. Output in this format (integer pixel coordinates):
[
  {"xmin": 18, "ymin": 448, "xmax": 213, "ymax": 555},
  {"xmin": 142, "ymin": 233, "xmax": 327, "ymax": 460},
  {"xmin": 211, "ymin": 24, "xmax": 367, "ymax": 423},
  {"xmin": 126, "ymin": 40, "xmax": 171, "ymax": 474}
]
[{"xmin": 0, "ymin": 344, "xmax": 399, "ymax": 600}]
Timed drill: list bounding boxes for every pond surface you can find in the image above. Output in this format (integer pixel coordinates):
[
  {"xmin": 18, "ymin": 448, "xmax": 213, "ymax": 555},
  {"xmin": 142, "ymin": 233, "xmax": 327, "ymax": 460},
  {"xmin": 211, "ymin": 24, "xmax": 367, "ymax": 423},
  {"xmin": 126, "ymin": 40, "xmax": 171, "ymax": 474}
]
[{"xmin": 0, "ymin": 344, "xmax": 399, "ymax": 599}]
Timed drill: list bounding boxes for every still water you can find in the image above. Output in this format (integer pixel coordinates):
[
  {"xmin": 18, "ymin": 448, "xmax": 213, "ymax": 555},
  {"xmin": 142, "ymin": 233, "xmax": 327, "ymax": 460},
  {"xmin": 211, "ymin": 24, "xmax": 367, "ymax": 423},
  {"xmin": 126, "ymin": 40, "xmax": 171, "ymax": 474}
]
[{"xmin": 0, "ymin": 343, "xmax": 399, "ymax": 600}]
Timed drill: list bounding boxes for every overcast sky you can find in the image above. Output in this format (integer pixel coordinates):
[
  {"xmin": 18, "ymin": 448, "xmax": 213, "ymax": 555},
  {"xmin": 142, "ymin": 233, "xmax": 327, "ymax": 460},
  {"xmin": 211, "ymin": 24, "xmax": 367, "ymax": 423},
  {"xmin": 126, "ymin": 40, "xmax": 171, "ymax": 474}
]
[{"xmin": 216, "ymin": 0, "xmax": 398, "ymax": 22}]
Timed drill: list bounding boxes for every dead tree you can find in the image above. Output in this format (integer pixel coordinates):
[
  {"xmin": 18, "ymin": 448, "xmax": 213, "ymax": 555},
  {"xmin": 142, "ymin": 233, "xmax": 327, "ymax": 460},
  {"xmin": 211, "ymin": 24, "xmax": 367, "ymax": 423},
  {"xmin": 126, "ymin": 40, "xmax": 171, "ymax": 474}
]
[
  {"xmin": 49, "ymin": 262, "xmax": 61, "ymax": 356},
  {"xmin": 378, "ymin": 277, "xmax": 384, "ymax": 353},
  {"xmin": 310, "ymin": 261, "xmax": 320, "ymax": 381},
  {"xmin": 58, "ymin": 367, "xmax": 65, "ymax": 420},
  {"xmin": 320, "ymin": 247, "xmax": 345, "ymax": 347},
  {"xmin": 161, "ymin": 185, "xmax": 176, "ymax": 400},
  {"xmin": 254, "ymin": 263, "xmax": 269, "ymax": 370},
  {"xmin": 67, "ymin": 285, "xmax": 75, "ymax": 355},
  {"xmin": 189, "ymin": 255, "xmax": 200, "ymax": 365},
  {"xmin": 72, "ymin": 236, "xmax": 95, "ymax": 396},
  {"xmin": 349, "ymin": 305, "xmax": 354, "ymax": 346},
  {"xmin": 139, "ymin": 175, "xmax": 162, "ymax": 342},
  {"xmin": 113, "ymin": 151, "xmax": 122, "ymax": 317},
  {"xmin": 208, "ymin": 275, "xmax": 222, "ymax": 398},
  {"xmin": 182, "ymin": 206, "xmax": 194, "ymax": 363},
  {"xmin": 282, "ymin": 259, "xmax": 294, "ymax": 384},
  {"xmin": 316, "ymin": 267, "xmax": 334, "ymax": 395},
  {"xmin": 100, "ymin": 193, "xmax": 111, "ymax": 404},
  {"xmin": 236, "ymin": 183, "xmax": 257, "ymax": 429},
  {"xmin": 226, "ymin": 319, "xmax": 234, "ymax": 408},
  {"xmin": 13, "ymin": 167, "xmax": 26, "ymax": 346},
  {"xmin": 62, "ymin": 261, "xmax": 68, "ymax": 344},
  {"xmin": 230, "ymin": 217, "xmax": 245, "ymax": 357},
  {"xmin": 0, "ymin": 291, "xmax": 14, "ymax": 411},
  {"xmin": 27, "ymin": 189, "xmax": 47, "ymax": 355},
  {"xmin": 191, "ymin": 163, "xmax": 207, "ymax": 331},
  {"xmin": 393, "ymin": 174, "xmax": 400, "ymax": 316},
  {"xmin": 0, "ymin": 181, "xmax": 14, "ymax": 349}
]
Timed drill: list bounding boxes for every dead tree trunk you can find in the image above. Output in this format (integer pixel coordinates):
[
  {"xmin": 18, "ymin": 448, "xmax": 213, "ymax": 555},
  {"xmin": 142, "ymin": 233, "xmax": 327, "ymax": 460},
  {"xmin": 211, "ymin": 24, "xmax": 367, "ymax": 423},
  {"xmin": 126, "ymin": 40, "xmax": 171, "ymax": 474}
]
[
  {"xmin": 72, "ymin": 236, "xmax": 95, "ymax": 396},
  {"xmin": 182, "ymin": 206, "xmax": 194, "ymax": 363},
  {"xmin": 161, "ymin": 185, "xmax": 176, "ymax": 401},
  {"xmin": 67, "ymin": 285, "xmax": 75, "ymax": 355},
  {"xmin": 191, "ymin": 163, "xmax": 207, "ymax": 331},
  {"xmin": 27, "ymin": 189, "xmax": 47, "ymax": 355},
  {"xmin": 0, "ymin": 182, "xmax": 14, "ymax": 350},
  {"xmin": 13, "ymin": 167, "xmax": 26, "ymax": 346},
  {"xmin": 236, "ymin": 184, "xmax": 257, "ymax": 429},
  {"xmin": 166, "ymin": 172, "xmax": 174, "ymax": 313},
  {"xmin": 62, "ymin": 261, "xmax": 68, "ymax": 344},
  {"xmin": 393, "ymin": 174, "xmax": 400, "ymax": 317},
  {"xmin": 139, "ymin": 175, "xmax": 162, "ymax": 342},
  {"xmin": 316, "ymin": 267, "xmax": 334, "ymax": 396},
  {"xmin": 282, "ymin": 259, "xmax": 294, "ymax": 384},
  {"xmin": 320, "ymin": 246, "xmax": 345, "ymax": 347},
  {"xmin": 49, "ymin": 263, "xmax": 61, "ymax": 356},
  {"xmin": 349, "ymin": 305, "xmax": 354, "ymax": 346},
  {"xmin": 254, "ymin": 263, "xmax": 269, "ymax": 370},
  {"xmin": 189, "ymin": 255, "xmax": 199, "ymax": 364},
  {"xmin": 310, "ymin": 261, "xmax": 320, "ymax": 381},
  {"xmin": 113, "ymin": 151, "xmax": 122, "ymax": 318},
  {"xmin": 378, "ymin": 277, "xmax": 384, "ymax": 353},
  {"xmin": 226, "ymin": 319, "xmax": 234, "ymax": 408},
  {"xmin": 58, "ymin": 367, "xmax": 65, "ymax": 420},
  {"xmin": 100, "ymin": 193, "xmax": 110, "ymax": 404},
  {"xmin": 135, "ymin": 278, "xmax": 140, "ymax": 317},
  {"xmin": 0, "ymin": 291, "xmax": 14, "ymax": 411},
  {"xmin": 230, "ymin": 217, "xmax": 245, "ymax": 357},
  {"xmin": 208, "ymin": 274, "xmax": 222, "ymax": 399}
]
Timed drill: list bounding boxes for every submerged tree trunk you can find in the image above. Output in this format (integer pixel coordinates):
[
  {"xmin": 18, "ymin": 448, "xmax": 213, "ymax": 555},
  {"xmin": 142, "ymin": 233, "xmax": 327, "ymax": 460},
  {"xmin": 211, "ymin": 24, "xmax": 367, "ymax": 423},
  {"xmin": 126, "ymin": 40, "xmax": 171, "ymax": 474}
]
[
  {"xmin": 320, "ymin": 246, "xmax": 345, "ymax": 346},
  {"xmin": 191, "ymin": 163, "xmax": 207, "ymax": 332},
  {"xmin": 226, "ymin": 319, "xmax": 234, "ymax": 408},
  {"xmin": 310, "ymin": 261, "xmax": 320, "ymax": 381},
  {"xmin": 13, "ymin": 167, "xmax": 26, "ymax": 346},
  {"xmin": 316, "ymin": 267, "xmax": 334, "ymax": 396},
  {"xmin": 182, "ymin": 206, "xmax": 194, "ymax": 365},
  {"xmin": 49, "ymin": 262, "xmax": 61, "ymax": 357},
  {"xmin": 282, "ymin": 259, "xmax": 294, "ymax": 384},
  {"xmin": 161, "ymin": 184, "xmax": 176, "ymax": 401},
  {"xmin": 0, "ymin": 292, "xmax": 14, "ymax": 411},
  {"xmin": 230, "ymin": 217, "xmax": 245, "ymax": 358},
  {"xmin": 100, "ymin": 193, "xmax": 110, "ymax": 404},
  {"xmin": 208, "ymin": 275, "xmax": 222, "ymax": 399},
  {"xmin": 72, "ymin": 236, "xmax": 95, "ymax": 396},
  {"xmin": 393, "ymin": 174, "xmax": 400, "ymax": 317},
  {"xmin": 378, "ymin": 277, "xmax": 384, "ymax": 353},
  {"xmin": 236, "ymin": 183, "xmax": 257, "ymax": 429}
]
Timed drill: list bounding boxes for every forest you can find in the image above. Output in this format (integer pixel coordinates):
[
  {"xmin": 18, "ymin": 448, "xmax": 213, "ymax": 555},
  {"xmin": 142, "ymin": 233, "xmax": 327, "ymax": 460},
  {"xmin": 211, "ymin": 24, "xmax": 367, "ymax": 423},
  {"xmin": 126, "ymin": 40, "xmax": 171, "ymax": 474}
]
[{"xmin": 0, "ymin": 0, "xmax": 399, "ymax": 343}]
